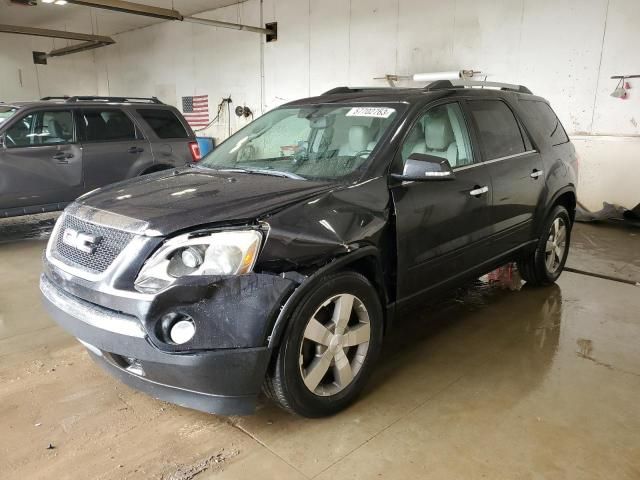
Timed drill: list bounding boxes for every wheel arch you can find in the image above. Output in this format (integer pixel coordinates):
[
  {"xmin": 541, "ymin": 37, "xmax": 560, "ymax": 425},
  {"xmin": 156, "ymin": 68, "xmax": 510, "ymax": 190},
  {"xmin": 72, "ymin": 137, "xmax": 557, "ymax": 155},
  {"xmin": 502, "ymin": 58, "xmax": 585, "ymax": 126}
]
[
  {"xmin": 266, "ymin": 246, "xmax": 391, "ymax": 352},
  {"xmin": 538, "ymin": 186, "xmax": 576, "ymax": 235}
]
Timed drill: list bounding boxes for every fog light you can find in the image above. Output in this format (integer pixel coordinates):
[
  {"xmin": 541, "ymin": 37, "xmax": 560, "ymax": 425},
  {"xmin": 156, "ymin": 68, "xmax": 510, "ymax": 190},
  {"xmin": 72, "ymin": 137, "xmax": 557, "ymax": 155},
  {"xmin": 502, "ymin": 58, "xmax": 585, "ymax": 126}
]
[{"xmin": 170, "ymin": 319, "xmax": 196, "ymax": 345}]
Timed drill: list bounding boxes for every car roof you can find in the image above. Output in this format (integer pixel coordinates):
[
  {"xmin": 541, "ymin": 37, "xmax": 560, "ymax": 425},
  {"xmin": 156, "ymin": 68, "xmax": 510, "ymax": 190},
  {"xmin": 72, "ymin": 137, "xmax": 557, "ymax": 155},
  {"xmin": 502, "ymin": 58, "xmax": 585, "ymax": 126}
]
[
  {"xmin": 283, "ymin": 83, "xmax": 548, "ymax": 107},
  {"xmin": 2, "ymin": 96, "xmax": 173, "ymax": 110},
  {"xmin": 7, "ymin": 101, "xmax": 174, "ymax": 108}
]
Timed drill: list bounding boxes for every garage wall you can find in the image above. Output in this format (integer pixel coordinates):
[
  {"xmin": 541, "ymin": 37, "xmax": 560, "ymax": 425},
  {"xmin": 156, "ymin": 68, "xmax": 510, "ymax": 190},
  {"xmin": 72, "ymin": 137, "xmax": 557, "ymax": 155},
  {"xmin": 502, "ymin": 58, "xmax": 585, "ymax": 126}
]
[
  {"xmin": 0, "ymin": 34, "xmax": 98, "ymax": 101},
  {"xmin": 259, "ymin": 0, "xmax": 639, "ymax": 211},
  {"xmin": 93, "ymin": 0, "xmax": 263, "ymax": 141},
  {"xmin": 3, "ymin": 0, "xmax": 637, "ymax": 210}
]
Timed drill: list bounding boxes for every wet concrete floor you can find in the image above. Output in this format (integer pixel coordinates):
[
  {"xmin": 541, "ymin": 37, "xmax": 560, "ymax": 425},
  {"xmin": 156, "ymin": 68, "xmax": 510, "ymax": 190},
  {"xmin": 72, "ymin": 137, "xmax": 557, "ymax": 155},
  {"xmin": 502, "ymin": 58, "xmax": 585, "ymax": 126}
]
[{"xmin": 0, "ymin": 217, "xmax": 638, "ymax": 479}]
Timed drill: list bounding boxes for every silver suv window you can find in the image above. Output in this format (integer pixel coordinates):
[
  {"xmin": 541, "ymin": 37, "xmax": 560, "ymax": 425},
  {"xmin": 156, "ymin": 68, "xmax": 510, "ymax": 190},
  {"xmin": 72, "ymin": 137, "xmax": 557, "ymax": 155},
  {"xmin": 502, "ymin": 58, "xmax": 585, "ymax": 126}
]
[
  {"xmin": 137, "ymin": 109, "xmax": 189, "ymax": 139},
  {"xmin": 79, "ymin": 109, "xmax": 137, "ymax": 142},
  {"xmin": 5, "ymin": 110, "xmax": 74, "ymax": 147}
]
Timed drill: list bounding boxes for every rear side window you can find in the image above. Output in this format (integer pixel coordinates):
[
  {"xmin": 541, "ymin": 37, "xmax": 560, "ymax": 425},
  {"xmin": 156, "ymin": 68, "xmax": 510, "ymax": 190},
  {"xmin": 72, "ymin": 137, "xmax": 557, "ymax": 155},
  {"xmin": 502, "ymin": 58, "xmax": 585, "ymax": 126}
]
[
  {"xmin": 5, "ymin": 110, "xmax": 74, "ymax": 147},
  {"xmin": 468, "ymin": 100, "xmax": 526, "ymax": 160},
  {"xmin": 525, "ymin": 101, "xmax": 569, "ymax": 146},
  {"xmin": 79, "ymin": 109, "xmax": 137, "ymax": 142},
  {"xmin": 137, "ymin": 109, "xmax": 189, "ymax": 139}
]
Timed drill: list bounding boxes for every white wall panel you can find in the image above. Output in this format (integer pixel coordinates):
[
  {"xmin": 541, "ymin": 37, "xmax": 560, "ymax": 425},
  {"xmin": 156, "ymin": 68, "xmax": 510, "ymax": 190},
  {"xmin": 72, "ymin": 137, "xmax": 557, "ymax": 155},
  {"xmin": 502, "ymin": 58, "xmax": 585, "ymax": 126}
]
[
  {"xmin": 1, "ymin": 0, "xmax": 637, "ymax": 208},
  {"xmin": 0, "ymin": 34, "xmax": 97, "ymax": 101}
]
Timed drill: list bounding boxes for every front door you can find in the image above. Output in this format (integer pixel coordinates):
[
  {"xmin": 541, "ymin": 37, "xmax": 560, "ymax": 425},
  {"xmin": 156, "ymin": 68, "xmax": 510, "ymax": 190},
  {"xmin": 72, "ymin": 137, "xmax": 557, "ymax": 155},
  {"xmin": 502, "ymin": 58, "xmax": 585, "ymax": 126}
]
[
  {"xmin": 0, "ymin": 108, "xmax": 82, "ymax": 213},
  {"xmin": 390, "ymin": 102, "xmax": 493, "ymax": 303}
]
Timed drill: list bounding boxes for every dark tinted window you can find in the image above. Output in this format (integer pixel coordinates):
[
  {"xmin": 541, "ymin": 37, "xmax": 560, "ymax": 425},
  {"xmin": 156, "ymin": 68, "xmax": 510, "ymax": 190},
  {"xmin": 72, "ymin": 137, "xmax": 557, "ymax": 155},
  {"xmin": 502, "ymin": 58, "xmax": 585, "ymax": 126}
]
[
  {"xmin": 526, "ymin": 101, "xmax": 569, "ymax": 146},
  {"xmin": 468, "ymin": 100, "xmax": 525, "ymax": 160},
  {"xmin": 5, "ymin": 110, "xmax": 74, "ymax": 147},
  {"xmin": 137, "ymin": 109, "xmax": 189, "ymax": 139},
  {"xmin": 79, "ymin": 109, "xmax": 136, "ymax": 142}
]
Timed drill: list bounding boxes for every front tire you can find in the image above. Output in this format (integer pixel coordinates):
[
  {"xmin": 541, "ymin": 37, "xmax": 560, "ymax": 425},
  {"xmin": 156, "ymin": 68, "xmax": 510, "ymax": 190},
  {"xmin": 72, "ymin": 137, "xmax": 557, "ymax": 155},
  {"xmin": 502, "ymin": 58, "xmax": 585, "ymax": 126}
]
[
  {"xmin": 264, "ymin": 271, "xmax": 383, "ymax": 417},
  {"xmin": 517, "ymin": 205, "xmax": 572, "ymax": 286}
]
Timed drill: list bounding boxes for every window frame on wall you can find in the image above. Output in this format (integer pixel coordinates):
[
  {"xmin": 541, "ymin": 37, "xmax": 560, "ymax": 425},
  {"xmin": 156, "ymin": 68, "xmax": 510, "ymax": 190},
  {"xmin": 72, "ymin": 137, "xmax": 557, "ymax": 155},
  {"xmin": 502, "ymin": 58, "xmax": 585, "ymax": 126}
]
[{"xmin": 4, "ymin": 108, "xmax": 76, "ymax": 149}]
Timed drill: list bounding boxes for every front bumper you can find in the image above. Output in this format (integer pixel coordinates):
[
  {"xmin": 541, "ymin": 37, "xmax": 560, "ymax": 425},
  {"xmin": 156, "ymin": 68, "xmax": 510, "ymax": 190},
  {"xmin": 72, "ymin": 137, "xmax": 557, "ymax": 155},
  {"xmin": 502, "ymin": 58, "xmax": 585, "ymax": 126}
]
[{"xmin": 40, "ymin": 273, "xmax": 294, "ymax": 415}]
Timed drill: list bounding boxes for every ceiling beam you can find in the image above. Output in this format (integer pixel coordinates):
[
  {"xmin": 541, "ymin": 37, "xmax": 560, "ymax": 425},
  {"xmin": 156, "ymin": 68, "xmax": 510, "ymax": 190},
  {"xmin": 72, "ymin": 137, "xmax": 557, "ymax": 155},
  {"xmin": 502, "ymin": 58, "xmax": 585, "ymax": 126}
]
[
  {"xmin": 0, "ymin": 23, "xmax": 115, "ymax": 44},
  {"xmin": 48, "ymin": 41, "xmax": 113, "ymax": 57},
  {"xmin": 66, "ymin": 0, "xmax": 182, "ymax": 20},
  {"xmin": 65, "ymin": 0, "xmax": 276, "ymax": 37},
  {"xmin": 182, "ymin": 16, "xmax": 274, "ymax": 35}
]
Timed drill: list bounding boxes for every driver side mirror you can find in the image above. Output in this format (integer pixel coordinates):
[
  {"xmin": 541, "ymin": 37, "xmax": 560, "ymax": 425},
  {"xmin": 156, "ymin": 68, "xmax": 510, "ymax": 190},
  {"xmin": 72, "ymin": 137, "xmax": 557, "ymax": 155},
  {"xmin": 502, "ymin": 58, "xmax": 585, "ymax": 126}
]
[{"xmin": 391, "ymin": 153, "xmax": 455, "ymax": 181}]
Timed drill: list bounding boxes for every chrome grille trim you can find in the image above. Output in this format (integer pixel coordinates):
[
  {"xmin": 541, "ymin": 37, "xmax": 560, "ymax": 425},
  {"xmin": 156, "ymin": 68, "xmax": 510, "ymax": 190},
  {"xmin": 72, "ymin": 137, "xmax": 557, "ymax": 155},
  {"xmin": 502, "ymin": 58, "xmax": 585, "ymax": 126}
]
[
  {"xmin": 65, "ymin": 203, "xmax": 155, "ymax": 236},
  {"xmin": 50, "ymin": 214, "xmax": 133, "ymax": 274}
]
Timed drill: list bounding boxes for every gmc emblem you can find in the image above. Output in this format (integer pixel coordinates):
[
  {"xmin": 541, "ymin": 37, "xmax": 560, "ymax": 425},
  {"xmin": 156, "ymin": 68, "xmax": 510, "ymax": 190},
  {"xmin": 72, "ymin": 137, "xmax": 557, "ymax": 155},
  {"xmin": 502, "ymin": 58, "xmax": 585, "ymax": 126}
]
[{"xmin": 62, "ymin": 228, "xmax": 102, "ymax": 254}]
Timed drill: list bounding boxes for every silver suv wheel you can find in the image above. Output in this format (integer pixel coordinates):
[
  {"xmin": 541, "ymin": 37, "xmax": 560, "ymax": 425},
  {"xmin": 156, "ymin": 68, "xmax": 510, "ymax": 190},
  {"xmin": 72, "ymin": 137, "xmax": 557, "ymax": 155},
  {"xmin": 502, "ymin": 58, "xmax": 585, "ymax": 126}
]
[{"xmin": 298, "ymin": 293, "xmax": 371, "ymax": 396}]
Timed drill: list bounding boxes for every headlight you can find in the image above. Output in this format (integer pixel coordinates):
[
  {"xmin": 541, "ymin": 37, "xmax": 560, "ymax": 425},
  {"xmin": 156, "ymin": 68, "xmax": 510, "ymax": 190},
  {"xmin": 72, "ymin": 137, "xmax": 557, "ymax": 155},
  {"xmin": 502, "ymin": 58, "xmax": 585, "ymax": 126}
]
[{"xmin": 134, "ymin": 230, "xmax": 262, "ymax": 293}]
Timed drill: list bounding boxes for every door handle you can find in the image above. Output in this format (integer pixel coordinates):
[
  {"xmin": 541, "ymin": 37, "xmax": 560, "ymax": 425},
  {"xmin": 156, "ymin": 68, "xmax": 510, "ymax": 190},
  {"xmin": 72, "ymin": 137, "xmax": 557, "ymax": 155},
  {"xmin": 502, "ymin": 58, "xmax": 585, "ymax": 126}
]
[
  {"xmin": 52, "ymin": 152, "xmax": 73, "ymax": 163},
  {"xmin": 469, "ymin": 185, "xmax": 489, "ymax": 197},
  {"xmin": 530, "ymin": 169, "xmax": 544, "ymax": 179},
  {"xmin": 128, "ymin": 146, "xmax": 144, "ymax": 154}
]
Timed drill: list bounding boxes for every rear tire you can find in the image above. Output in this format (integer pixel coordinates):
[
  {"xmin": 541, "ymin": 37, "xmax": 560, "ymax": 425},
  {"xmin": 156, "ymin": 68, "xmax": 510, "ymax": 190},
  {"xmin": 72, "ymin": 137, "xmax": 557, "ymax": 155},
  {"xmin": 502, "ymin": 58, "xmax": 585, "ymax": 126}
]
[
  {"xmin": 264, "ymin": 271, "xmax": 383, "ymax": 417},
  {"xmin": 517, "ymin": 205, "xmax": 572, "ymax": 286}
]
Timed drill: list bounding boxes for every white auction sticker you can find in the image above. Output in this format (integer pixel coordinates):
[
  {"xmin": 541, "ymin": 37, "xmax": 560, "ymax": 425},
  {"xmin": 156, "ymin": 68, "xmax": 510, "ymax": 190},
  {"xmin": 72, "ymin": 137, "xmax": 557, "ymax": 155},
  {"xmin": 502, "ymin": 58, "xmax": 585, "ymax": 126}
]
[{"xmin": 346, "ymin": 107, "xmax": 395, "ymax": 118}]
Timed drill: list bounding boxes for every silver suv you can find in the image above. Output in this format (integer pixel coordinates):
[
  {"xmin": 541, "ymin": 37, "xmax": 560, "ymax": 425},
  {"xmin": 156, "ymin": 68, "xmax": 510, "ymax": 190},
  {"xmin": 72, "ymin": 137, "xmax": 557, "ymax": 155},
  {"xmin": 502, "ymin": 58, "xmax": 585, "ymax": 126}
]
[{"xmin": 0, "ymin": 96, "xmax": 201, "ymax": 218}]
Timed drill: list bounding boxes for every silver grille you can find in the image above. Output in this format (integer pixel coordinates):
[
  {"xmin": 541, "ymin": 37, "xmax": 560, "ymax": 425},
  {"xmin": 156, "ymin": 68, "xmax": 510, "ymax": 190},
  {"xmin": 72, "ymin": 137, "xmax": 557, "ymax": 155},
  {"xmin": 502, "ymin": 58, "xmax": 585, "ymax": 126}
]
[{"xmin": 51, "ymin": 214, "xmax": 133, "ymax": 274}]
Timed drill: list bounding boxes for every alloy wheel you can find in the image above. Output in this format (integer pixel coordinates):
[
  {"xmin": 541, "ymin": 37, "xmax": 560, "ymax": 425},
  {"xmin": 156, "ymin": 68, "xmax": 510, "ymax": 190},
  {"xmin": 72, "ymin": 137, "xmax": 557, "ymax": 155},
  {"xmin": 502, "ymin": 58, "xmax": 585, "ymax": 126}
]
[
  {"xmin": 545, "ymin": 217, "xmax": 567, "ymax": 274},
  {"xmin": 298, "ymin": 293, "xmax": 371, "ymax": 396}
]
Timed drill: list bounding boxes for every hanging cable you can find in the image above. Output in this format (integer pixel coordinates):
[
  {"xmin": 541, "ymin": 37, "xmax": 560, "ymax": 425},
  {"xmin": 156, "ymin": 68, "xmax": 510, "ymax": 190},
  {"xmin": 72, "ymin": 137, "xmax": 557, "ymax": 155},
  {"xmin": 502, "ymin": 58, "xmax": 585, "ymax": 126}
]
[{"xmin": 194, "ymin": 95, "xmax": 232, "ymax": 132}]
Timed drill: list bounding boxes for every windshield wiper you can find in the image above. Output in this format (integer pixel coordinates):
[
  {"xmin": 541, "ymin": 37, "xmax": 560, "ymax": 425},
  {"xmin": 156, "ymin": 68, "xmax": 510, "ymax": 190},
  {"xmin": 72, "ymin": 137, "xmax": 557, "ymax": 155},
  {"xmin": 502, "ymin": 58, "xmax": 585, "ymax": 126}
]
[{"xmin": 217, "ymin": 167, "xmax": 306, "ymax": 180}]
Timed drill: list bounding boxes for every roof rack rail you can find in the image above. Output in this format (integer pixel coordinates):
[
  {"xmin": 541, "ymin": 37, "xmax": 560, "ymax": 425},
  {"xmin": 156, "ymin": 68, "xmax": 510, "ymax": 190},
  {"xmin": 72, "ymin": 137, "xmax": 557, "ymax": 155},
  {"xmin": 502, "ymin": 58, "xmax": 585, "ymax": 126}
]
[
  {"xmin": 41, "ymin": 96, "xmax": 71, "ymax": 101},
  {"xmin": 424, "ymin": 79, "xmax": 532, "ymax": 94},
  {"xmin": 322, "ymin": 86, "xmax": 394, "ymax": 95},
  {"xmin": 63, "ymin": 96, "xmax": 164, "ymax": 104}
]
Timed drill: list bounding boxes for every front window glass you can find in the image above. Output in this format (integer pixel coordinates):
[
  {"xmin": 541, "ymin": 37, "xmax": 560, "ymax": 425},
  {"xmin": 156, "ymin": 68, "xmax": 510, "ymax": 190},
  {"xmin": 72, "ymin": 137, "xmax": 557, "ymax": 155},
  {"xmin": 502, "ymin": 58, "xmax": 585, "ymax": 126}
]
[
  {"xmin": 200, "ymin": 105, "xmax": 398, "ymax": 180},
  {"xmin": 5, "ymin": 110, "xmax": 74, "ymax": 147},
  {"xmin": 400, "ymin": 103, "xmax": 474, "ymax": 169},
  {"xmin": 0, "ymin": 106, "xmax": 18, "ymax": 125}
]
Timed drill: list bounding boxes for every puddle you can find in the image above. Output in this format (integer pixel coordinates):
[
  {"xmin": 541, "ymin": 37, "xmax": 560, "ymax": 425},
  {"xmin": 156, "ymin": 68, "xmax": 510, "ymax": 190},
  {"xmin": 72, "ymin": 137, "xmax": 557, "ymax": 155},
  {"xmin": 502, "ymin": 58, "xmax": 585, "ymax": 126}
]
[{"xmin": 0, "ymin": 212, "xmax": 60, "ymax": 243}]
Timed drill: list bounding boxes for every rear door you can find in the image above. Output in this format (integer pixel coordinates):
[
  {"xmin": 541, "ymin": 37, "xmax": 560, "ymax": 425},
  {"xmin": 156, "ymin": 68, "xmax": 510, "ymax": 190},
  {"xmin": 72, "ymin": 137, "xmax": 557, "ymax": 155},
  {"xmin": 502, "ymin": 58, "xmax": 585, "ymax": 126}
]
[
  {"xmin": 135, "ymin": 108, "xmax": 195, "ymax": 166},
  {"xmin": 77, "ymin": 108, "xmax": 153, "ymax": 189},
  {"xmin": 466, "ymin": 99, "xmax": 544, "ymax": 251},
  {"xmin": 390, "ymin": 101, "xmax": 493, "ymax": 302},
  {"xmin": 0, "ymin": 108, "xmax": 82, "ymax": 213}
]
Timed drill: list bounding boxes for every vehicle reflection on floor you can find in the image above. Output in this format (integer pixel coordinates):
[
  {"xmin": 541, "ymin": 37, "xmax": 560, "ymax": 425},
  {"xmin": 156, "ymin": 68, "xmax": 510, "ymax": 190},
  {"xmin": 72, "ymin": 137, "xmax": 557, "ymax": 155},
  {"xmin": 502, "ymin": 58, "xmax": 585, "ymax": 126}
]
[{"xmin": 0, "ymin": 212, "xmax": 59, "ymax": 244}]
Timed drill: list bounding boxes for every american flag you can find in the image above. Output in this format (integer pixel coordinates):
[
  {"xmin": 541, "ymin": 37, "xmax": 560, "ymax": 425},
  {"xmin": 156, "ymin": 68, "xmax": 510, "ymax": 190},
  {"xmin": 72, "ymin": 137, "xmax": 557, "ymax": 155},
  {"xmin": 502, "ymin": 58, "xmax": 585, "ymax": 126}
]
[{"xmin": 181, "ymin": 95, "xmax": 209, "ymax": 128}]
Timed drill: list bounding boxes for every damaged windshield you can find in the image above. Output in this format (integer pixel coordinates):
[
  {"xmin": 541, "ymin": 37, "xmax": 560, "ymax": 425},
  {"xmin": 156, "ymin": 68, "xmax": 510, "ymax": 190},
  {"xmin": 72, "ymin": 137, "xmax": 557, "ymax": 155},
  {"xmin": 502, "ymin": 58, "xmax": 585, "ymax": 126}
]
[{"xmin": 199, "ymin": 104, "xmax": 399, "ymax": 181}]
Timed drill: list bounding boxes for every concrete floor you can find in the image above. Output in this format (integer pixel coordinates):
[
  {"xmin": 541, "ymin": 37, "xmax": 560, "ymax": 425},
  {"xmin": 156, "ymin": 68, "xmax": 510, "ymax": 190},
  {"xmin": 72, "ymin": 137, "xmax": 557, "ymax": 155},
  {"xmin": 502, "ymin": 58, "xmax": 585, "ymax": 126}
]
[{"xmin": 0, "ymin": 216, "xmax": 638, "ymax": 480}]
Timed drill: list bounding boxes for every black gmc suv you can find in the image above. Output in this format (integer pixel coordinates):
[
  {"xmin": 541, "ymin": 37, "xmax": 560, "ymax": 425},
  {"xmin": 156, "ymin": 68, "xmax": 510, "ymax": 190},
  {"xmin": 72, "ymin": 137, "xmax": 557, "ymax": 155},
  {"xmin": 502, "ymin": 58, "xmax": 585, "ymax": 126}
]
[{"xmin": 40, "ymin": 80, "xmax": 577, "ymax": 417}]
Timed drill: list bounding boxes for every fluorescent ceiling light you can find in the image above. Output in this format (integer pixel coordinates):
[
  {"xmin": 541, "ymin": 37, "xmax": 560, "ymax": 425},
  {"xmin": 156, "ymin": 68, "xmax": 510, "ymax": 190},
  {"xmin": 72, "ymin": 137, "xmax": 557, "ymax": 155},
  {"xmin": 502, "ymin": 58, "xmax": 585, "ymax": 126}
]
[
  {"xmin": 41, "ymin": 0, "xmax": 55, "ymax": 3},
  {"xmin": 54, "ymin": 0, "xmax": 68, "ymax": 4}
]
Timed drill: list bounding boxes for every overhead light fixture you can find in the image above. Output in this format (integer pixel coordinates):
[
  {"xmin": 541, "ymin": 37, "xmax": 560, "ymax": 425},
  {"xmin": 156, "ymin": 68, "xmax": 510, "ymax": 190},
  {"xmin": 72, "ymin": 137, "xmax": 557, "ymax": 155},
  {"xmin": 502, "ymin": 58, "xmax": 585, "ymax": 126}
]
[
  {"xmin": 41, "ymin": 0, "xmax": 55, "ymax": 3},
  {"xmin": 54, "ymin": 0, "xmax": 68, "ymax": 4}
]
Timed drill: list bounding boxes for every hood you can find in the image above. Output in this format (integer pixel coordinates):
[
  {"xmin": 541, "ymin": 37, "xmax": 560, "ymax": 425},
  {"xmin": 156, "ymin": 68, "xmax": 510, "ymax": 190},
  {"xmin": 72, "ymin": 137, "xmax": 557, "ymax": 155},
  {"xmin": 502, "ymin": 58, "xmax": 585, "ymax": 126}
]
[{"xmin": 76, "ymin": 168, "xmax": 340, "ymax": 235}]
